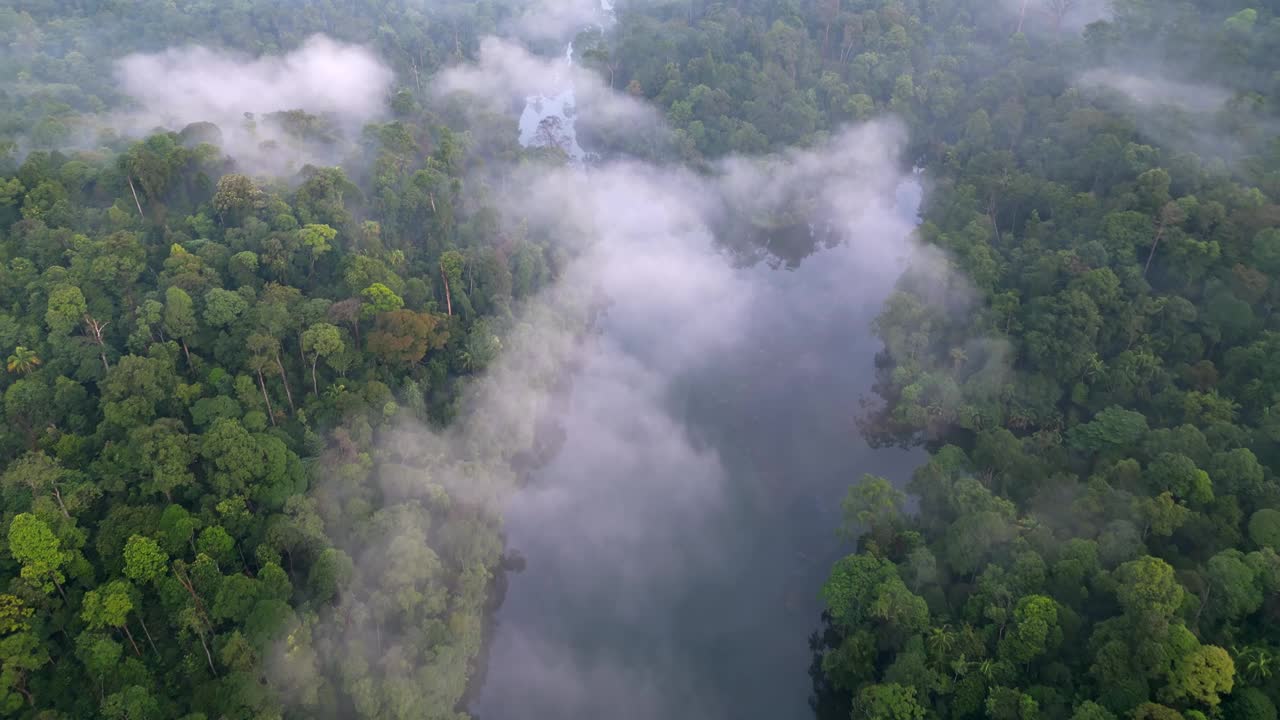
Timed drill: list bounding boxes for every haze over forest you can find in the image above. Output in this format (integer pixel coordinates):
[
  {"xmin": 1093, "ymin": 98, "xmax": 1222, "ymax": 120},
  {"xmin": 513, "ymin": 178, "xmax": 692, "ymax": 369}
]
[{"xmin": 0, "ymin": 0, "xmax": 1279, "ymax": 719}]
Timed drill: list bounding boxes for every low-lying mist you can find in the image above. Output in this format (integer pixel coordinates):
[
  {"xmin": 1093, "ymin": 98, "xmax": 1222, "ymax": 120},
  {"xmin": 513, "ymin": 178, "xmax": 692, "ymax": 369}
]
[
  {"xmin": 100, "ymin": 34, "xmax": 394, "ymax": 175},
  {"xmin": 989, "ymin": 0, "xmax": 1112, "ymax": 34},
  {"xmin": 115, "ymin": 35, "xmax": 392, "ymax": 131},
  {"xmin": 285, "ymin": 30, "xmax": 952, "ymax": 708},
  {"xmin": 1074, "ymin": 65, "xmax": 1265, "ymax": 171},
  {"xmin": 504, "ymin": 0, "xmax": 616, "ymax": 43},
  {"xmin": 466, "ymin": 137, "xmax": 934, "ymax": 719},
  {"xmin": 1077, "ymin": 69, "xmax": 1231, "ymax": 114}
]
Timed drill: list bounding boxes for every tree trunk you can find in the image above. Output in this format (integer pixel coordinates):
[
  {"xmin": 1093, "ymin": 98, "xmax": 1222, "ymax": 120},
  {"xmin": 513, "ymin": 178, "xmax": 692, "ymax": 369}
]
[
  {"xmin": 256, "ymin": 370, "xmax": 277, "ymax": 425},
  {"xmin": 137, "ymin": 614, "xmax": 160, "ymax": 657},
  {"xmin": 441, "ymin": 264, "xmax": 453, "ymax": 316},
  {"xmin": 840, "ymin": 33, "xmax": 856, "ymax": 65},
  {"xmin": 121, "ymin": 624, "xmax": 142, "ymax": 657},
  {"xmin": 173, "ymin": 565, "xmax": 219, "ymax": 682},
  {"xmin": 83, "ymin": 315, "xmax": 111, "ymax": 370},
  {"xmin": 181, "ymin": 338, "xmax": 192, "ymax": 368},
  {"xmin": 274, "ymin": 352, "xmax": 295, "ymax": 412},
  {"xmin": 127, "ymin": 176, "xmax": 146, "ymax": 219},
  {"xmin": 1017, "ymin": 0, "xmax": 1028, "ymax": 33},
  {"xmin": 51, "ymin": 487, "xmax": 70, "ymax": 519},
  {"xmin": 198, "ymin": 632, "xmax": 217, "ymax": 676},
  {"xmin": 311, "ymin": 357, "xmax": 320, "ymax": 396},
  {"xmin": 1144, "ymin": 224, "xmax": 1166, "ymax": 278}
]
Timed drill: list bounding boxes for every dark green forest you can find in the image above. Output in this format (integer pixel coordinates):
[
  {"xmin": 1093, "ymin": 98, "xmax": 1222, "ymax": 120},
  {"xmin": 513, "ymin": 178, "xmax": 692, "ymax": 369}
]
[
  {"xmin": 0, "ymin": 0, "xmax": 1278, "ymax": 718},
  {"xmin": 806, "ymin": 2, "xmax": 1280, "ymax": 720}
]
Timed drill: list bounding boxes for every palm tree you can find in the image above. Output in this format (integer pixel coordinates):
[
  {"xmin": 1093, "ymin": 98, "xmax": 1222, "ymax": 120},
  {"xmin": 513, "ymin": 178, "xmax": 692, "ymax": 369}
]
[
  {"xmin": 6, "ymin": 346, "xmax": 40, "ymax": 375},
  {"xmin": 1249, "ymin": 650, "xmax": 1275, "ymax": 683},
  {"xmin": 1234, "ymin": 645, "xmax": 1275, "ymax": 684},
  {"xmin": 974, "ymin": 658, "xmax": 998, "ymax": 680}
]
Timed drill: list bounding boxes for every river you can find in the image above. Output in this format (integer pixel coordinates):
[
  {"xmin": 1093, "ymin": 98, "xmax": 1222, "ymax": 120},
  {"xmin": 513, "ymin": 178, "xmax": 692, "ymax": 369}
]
[
  {"xmin": 471, "ymin": 9, "xmax": 926, "ymax": 717},
  {"xmin": 471, "ymin": 187, "xmax": 925, "ymax": 719}
]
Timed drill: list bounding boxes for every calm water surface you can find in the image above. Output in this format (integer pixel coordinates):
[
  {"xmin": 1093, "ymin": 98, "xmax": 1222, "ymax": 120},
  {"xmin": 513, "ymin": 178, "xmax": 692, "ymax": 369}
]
[{"xmin": 472, "ymin": 180, "xmax": 925, "ymax": 720}]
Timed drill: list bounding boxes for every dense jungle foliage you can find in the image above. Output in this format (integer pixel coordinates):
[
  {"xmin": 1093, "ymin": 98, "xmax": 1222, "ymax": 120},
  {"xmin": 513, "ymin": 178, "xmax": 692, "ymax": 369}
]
[
  {"xmin": 1, "ymin": 0, "xmax": 1279, "ymax": 719},
  {"xmin": 0, "ymin": 2, "xmax": 564, "ymax": 719},
  {"xmin": 804, "ymin": 3, "xmax": 1280, "ymax": 720}
]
